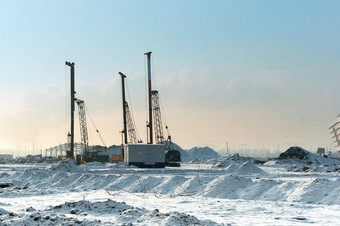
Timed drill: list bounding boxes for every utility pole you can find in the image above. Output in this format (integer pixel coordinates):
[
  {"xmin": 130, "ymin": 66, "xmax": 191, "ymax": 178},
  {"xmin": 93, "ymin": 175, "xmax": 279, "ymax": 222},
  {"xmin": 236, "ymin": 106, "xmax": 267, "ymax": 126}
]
[
  {"xmin": 119, "ymin": 72, "xmax": 128, "ymax": 144},
  {"xmin": 65, "ymin": 61, "xmax": 75, "ymax": 159},
  {"xmin": 144, "ymin": 51, "xmax": 153, "ymax": 144}
]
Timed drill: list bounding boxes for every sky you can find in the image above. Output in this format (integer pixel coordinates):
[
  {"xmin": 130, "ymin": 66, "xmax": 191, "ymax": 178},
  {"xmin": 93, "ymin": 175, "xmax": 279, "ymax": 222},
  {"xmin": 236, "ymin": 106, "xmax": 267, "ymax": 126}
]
[{"xmin": 0, "ymin": 0, "xmax": 340, "ymax": 156}]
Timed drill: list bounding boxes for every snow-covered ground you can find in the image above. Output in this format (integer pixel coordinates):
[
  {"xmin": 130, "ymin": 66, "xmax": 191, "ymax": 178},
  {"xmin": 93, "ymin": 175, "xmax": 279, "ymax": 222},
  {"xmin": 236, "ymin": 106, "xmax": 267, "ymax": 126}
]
[{"xmin": 1, "ymin": 148, "xmax": 340, "ymax": 225}]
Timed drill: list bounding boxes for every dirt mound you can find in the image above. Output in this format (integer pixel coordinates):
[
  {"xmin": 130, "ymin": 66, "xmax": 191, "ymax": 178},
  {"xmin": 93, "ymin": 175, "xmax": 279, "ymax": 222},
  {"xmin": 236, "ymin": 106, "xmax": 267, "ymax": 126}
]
[
  {"xmin": 278, "ymin": 146, "xmax": 340, "ymax": 172},
  {"xmin": 279, "ymin": 146, "xmax": 340, "ymax": 165},
  {"xmin": 279, "ymin": 147, "xmax": 310, "ymax": 160}
]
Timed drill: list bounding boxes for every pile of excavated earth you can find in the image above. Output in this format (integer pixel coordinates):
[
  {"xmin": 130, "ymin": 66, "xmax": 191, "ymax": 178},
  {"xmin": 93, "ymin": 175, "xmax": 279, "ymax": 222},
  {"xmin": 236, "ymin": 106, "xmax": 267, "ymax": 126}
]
[{"xmin": 271, "ymin": 146, "xmax": 340, "ymax": 172}]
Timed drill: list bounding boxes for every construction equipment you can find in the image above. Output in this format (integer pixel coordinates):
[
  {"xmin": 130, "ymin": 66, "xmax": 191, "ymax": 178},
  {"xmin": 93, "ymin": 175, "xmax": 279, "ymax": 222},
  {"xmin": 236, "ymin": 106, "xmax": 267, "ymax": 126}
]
[
  {"xmin": 164, "ymin": 125, "xmax": 181, "ymax": 167},
  {"xmin": 145, "ymin": 51, "xmax": 153, "ymax": 144},
  {"xmin": 65, "ymin": 61, "xmax": 75, "ymax": 159},
  {"xmin": 165, "ymin": 136, "xmax": 181, "ymax": 167},
  {"xmin": 119, "ymin": 72, "xmax": 140, "ymax": 144},
  {"xmin": 152, "ymin": 90, "xmax": 165, "ymax": 143},
  {"xmin": 125, "ymin": 102, "xmax": 138, "ymax": 144},
  {"xmin": 64, "ymin": 61, "xmax": 107, "ymax": 164},
  {"xmin": 151, "ymin": 90, "xmax": 181, "ymax": 167},
  {"xmin": 75, "ymin": 98, "xmax": 89, "ymax": 164}
]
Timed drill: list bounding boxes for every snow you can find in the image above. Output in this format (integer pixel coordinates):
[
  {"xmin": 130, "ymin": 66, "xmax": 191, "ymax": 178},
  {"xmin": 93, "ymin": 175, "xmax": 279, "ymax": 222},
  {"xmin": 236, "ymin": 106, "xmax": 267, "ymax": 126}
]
[
  {"xmin": 0, "ymin": 148, "xmax": 340, "ymax": 225},
  {"xmin": 269, "ymin": 147, "xmax": 340, "ymax": 173},
  {"xmin": 178, "ymin": 145, "xmax": 221, "ymax": 162},
  {"xmin": 51, "ymin": 159, "xmax": 85, "ymax": 173}
]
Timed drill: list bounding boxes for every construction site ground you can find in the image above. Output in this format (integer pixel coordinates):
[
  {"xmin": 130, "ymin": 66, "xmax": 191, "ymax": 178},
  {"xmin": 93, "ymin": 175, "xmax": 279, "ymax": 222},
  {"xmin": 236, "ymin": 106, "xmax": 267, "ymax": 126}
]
[{"xmin": 0, "ymin": 158, "xmax": 340, "ymax": 225}]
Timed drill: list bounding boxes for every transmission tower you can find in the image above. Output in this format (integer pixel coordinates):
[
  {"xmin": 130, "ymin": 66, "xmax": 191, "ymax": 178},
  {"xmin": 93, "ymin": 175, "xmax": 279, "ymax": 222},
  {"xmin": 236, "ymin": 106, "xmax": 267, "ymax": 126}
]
[{"xmin": 151, "ymin": 90, "xmax": 165, "ymax": 143}]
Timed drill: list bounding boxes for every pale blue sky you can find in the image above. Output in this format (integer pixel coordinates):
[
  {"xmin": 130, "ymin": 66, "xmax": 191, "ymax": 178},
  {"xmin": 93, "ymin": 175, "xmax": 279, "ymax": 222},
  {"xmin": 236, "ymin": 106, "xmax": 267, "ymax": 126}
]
[{"xmin": 0, "ymin": 1, "xmax": 340, "ymax": 155}]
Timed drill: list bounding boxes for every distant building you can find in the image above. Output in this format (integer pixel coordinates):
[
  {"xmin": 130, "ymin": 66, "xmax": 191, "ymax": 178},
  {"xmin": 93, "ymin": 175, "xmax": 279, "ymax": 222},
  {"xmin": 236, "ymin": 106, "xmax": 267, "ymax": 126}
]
[
  {"xmin": 329, "ymin": 113, "xmax": 340, "ymax": 152},
  {"xmin": 0, "ymin": 154, "xmax": 13, "ymax": 160},
  {"xmin": 317, "ymin": 148, "xmax": 325, "ymax": 155}
]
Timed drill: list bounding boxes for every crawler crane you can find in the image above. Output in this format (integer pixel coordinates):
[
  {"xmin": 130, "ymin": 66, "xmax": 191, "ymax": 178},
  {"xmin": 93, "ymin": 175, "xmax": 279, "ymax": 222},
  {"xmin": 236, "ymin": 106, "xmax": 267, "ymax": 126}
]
[
  {"xmin": 119, "ymin": 72, "xmax": 141, "ymax": 145},
  {"xmin": 151, "ymin": 90, "xmax": 181, "ymax": 167},
  {"xmin": 75, "ymin": 98, "xmax": 89, "ymax": 164}
]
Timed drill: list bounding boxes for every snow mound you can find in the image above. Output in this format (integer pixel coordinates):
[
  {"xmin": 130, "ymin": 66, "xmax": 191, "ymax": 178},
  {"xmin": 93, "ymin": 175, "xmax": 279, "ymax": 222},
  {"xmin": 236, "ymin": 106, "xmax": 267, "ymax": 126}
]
[
  {"xmin": 8, "ymin": 199, "xmax": 220, "ymax": 225},
  {"xmin": 213, "ymin": 159, "xmax": 231, "ymax": 168},
  {"xmin": 86, "ymin": 161, "xmax": 105, "ymax": 166},
  {"xmin": 83, "ymin": 162, "xmax": 105, "ymax": 168},
  {"xmin": 0, "ymin": 207, "xmax": 11, "ymax": 215},
  {"xmin": 0, "ymin": 207, "xmax": 16, "ymax": 222},
  {"xmin": 50, "ymin": 159, "xmax": 84, "ymax": 173},
  {"xmin": 224, "ymin": 153, "xmax": 251, "ymax": 162},
  {"xmin": 231, "ymin": 162, "xmax": 267, "ymax": 174},
  {"xmin": 212, "ymin": 154, "xmax": 266, "ymax": 175},
  {"xmin": 286, "ymin": 163, "xmax": 340, "ymax": 173},
  {"xmin": 181, "ymin": 146, "xmax": 220, "ymax": 162},
  {"xmin": 50, "ymin": 199, "xmax": 132, "ymax": 215},
  {"xmin": 214, "ymin": 161, "xmax": 266, "ymax": 175}
]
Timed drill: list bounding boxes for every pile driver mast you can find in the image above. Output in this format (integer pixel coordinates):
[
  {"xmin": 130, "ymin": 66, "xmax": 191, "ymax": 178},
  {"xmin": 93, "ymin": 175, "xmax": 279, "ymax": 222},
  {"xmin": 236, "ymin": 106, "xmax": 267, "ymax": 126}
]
[
  {"xmin": 145, "ymin": 51, "xmax": 153, "ymax": 144},
  {"xmin": 65, "ymin": 61, "xmax": 75, "ymax": 159},
  {"xmin": 119, "ymin": 72, "xmax": 139, "ymax": 144},
  {"xmin": 75, "ymin": 98, "xmax": 89, "ymax": 161}
]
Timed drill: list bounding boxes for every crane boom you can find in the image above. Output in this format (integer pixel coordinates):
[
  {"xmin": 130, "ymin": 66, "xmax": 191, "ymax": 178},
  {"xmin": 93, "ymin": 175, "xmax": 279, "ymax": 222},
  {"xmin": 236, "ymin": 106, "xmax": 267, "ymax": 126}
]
[
  {"xmin": 151, "ymin": 90, "xmax": 181, "ymax": 166},
  {"xmin": 75, "ymin": 98, "xmax": 89, "ymax": 160},
  {"xmin": 125, "ymin": 102, "xmax": 138, "ymax": 144},
  {"xmin": 151, "ymin": 90, "xmax": 165, "ymax": 143}
]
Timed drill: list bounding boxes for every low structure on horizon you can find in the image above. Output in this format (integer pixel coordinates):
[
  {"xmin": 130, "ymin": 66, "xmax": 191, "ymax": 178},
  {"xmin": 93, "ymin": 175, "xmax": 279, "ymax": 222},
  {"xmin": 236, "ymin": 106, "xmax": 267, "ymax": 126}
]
[
  {"xmin": 329, "ymin": 113, "xmax": 340, "ymax": 153},
  {"xmin": 317, "ymin": 148, "xmax": 325, "ymax": 155},
  {"xmin": 0, "ymin": 154, "xmax": 13, "ymax": 160}
]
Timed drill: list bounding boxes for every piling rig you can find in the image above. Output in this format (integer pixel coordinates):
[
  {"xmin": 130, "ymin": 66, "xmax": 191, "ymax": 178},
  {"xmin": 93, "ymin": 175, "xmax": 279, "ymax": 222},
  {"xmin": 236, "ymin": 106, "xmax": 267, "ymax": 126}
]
[
  {"xmin": 152, "ymin": 90, "xmax": 165, "ymax": 143},
  {"xmin": 119, "ymin": 72, "xmax": 140, "ymax": 145},
  {"xmin": 151, "ymin": 90, "xmax": 181, "ymax": 167},
  {"xmin": 75, "ymin": 98, "xmax": 89, "ymax": 163}
]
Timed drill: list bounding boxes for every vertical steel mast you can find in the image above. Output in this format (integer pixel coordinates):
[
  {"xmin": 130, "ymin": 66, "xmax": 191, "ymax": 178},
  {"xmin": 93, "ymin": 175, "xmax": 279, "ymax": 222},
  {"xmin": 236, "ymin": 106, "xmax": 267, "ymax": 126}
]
[
  {"xmin": 144, "ymin": 51, "xmax": 153, "ymax": 144},
  {"xmin": 65, "ymin": 61, "xmax": 75, "ymax": 159},
  {"xmin": 119, "ymin": 72, "xmax": 128, "ymax": 144}
]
